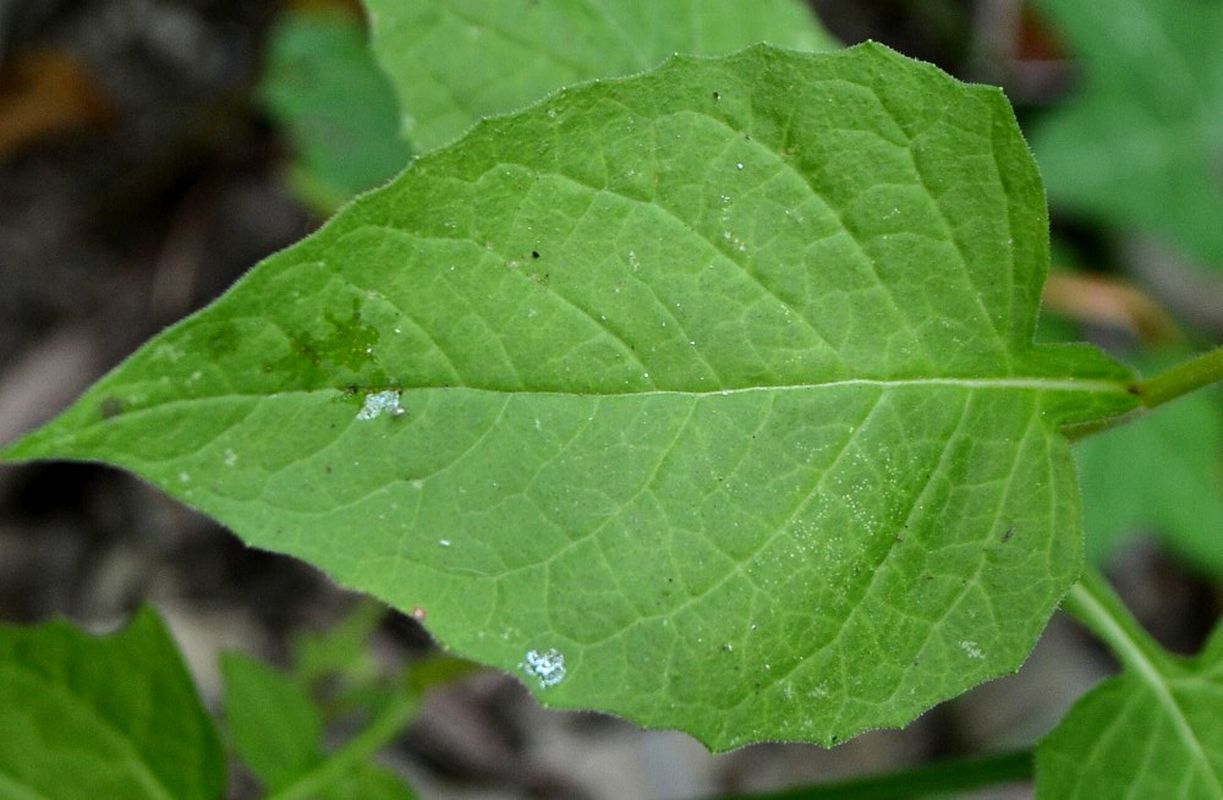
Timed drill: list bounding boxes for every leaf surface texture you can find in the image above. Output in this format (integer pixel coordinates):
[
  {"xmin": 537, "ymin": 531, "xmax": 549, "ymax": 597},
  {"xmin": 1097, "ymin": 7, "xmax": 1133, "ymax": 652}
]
[{"xmin": 2, "ymin": 45, "xmax": 1137, "ymax": 748}]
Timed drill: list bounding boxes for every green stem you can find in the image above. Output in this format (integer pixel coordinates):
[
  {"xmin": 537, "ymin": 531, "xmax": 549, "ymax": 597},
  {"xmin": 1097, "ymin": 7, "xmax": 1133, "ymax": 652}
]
[
  {"xmin": 1060, "ymin": 566, "xmax": 1171, "ymax": 675},
  {"xmin": 265, "ymin": 692, "xmax": 417, "ymax": 800},
  {"xmin": 1131, "ymin": 346, "xmax": 1223, "ymax": 410},
  {"xmin": 711, "ymin": 750, "xmax": 1032, "ymax": 800}
]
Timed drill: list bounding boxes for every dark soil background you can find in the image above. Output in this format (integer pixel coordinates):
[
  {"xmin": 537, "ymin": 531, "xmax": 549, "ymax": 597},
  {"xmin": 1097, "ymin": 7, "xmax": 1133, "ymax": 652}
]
[{"xmin": 1, "ymin": 1, "xmax": 1219, "ymax": 798}]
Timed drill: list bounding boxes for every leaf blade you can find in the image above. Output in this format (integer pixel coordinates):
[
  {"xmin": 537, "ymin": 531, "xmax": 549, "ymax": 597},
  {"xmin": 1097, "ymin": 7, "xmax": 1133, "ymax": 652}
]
[
  {"xmin": 1037, "ymin": 624, "xmax": 1223, "ymax": 798},
  {"xmin": 1, "ymin": 44, "xmax": 1137, "ymax": 749}
]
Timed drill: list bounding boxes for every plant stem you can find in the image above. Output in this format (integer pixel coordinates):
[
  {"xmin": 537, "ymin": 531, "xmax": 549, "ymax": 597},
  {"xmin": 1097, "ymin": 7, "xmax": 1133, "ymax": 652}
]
[
  {"xmin": 1064, "ymin": 347, "xmax": 1223, "ymax": 442},
  {"xmin": 1131, "ymin": 346, "xmax": 1223, "ymax": 410},
  {"xmin": 265, "ymin": 691, "xmax": 417, "ymax": 800},
  {"xmin": 1060, "ymin": 566, "xmax": 1172, "ymax": 676},
  {"xmin": 710, "ymin": 750, "xmax": 1032, "ymax": 800}
]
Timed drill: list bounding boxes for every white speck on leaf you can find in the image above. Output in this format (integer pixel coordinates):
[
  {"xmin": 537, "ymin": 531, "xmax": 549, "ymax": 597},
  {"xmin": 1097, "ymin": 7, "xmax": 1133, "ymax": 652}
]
[
  {"xmin": 223, "ymin": 450, "xmax": 237, "ymax": 467},
  {"xmin": 960, "ymin": 640, "xmax": 984, "ymax": 659},
  {"xmin": 356, "ymin": 390, "xmax": 405, "ymax": 421},
  {"xmin": 521, "ymin": 648, "xmax": 566, "ymax": 688},
  {"xmin": 438, "ymin": 539, "xmax": 451, "ymax": 547},
  {"xmin": 736, "ymin": 162, "xmax": 744, "ymax": 170}
]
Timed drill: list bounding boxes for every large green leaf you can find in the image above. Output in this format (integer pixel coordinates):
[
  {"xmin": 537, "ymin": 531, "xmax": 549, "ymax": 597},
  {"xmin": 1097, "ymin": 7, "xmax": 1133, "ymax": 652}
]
[
  {"xmin": 261, "ymin": 10, "xmax": 413, "ymax": 213},
  {"xmin": 1030, "ymin": 0, "xmax": 1223, "ymax": 270},
  {"xmin": 0, "ymin": 608, "xmax": 224, "ymax": 800},
  {"xmin": 363, "ymin": 0, "xmax": 838, "ymax": 152},
  {"xmin": 1076, "ymin": 351, "xmax": 1223, "ymax": 577},
  {"xmin": 0, "ymin": 44, "xmax": 1138, "ymax": 749},
  {"xmin": 1037, "ymin": 608, "xmax": 1223, "ymax": 797}
]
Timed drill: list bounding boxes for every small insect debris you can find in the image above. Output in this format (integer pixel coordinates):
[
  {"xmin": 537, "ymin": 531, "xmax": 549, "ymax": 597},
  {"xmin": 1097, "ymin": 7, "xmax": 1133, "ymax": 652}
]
[
  {"xmin": 520, "ymin": 648, "xmax": 566, "ymax": 688},
  {"xmin": 355, "ymin": 389, "xmax": 405, "ymax": 421}
]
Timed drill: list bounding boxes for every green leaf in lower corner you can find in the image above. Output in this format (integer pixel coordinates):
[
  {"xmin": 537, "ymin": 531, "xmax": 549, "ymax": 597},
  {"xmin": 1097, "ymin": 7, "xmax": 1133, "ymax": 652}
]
[
  {"xmin": 261, "ymin": 10, "xmax": 413, "ymax": 213},
  {"xmin": 1030, "ymin": 0, "xmax": 1223, "ymax": 271},
  {"xmin": 291, "ymin": 601, "xmax": 386, "ymax": 690},
  {"xmin": 1036, "ymin": 621, "xmax": 1223, "ymax": 798},
  {"xmin": 0, "ymin": 608, "xmax": 224, "ymax": 800},
  {"xmin": 326, "ymin": 766, "xmax": 417, "ymax": 800},
  {"xmin": 220, "ymin": 652, "xmax": 416, "ymax": 799},
  {"xmin": 1, "ymin": 44, "xmax": 1139, "ymax": 749},
  {"xmin": 1075, "ymin": 350, "xmax": 1223, "ymax": 577},
  {"xmin": 222, "ymin": 652, "xmax": 323, "ymax": 791},
  {"xmin": 363, "ymin": 0, "xmax": 838, "ymax": 152}
]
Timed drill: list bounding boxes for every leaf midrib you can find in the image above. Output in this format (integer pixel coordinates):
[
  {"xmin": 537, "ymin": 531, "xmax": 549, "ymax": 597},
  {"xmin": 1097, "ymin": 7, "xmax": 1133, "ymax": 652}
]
[
  {"xmin": 5, "ymin": 374, "xmax": 1130, "ymax": 460},
  {"xmin": 116, "ymin": 374, "xmax": 1133, "ymax": 405}
]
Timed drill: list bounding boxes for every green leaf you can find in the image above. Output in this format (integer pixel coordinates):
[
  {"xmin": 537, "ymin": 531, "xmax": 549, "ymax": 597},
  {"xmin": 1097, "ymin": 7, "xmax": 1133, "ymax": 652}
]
[
  {"xmin": 0, "ymin": 608, "xmax": 224, "ymax": 800},
  {"xmin": 1030, "ymin": 0, "xmax": 1223, "ymax": 270},
  {"xmin": 261, "ymin": 10, "xmax": 413, "ymax": 213},
  {"xmin": 1076, "ymin": 351, "xmax": 1223, "ymax": 577},
  {"xmin": 221, "ymin": 652, "xmax": 417, "ymax": 798},
  {"xmin": 323, "ymin": 766, "xmax": 416, "ymax": 800},
  {"xmin": 364, "ymin": 0, "xmax": 838, "ymax": 152},
  {"xmin": 1, "ymin": 44, "xmax": 1138, "ymax": 749},
  {"xmin": 222, "ymin": 652, "xmax": 323, "ymax": 791},
  {"xmin": 291, "ymin": 600, "xmax": 386, "ymax": 689},
  {"xmin": 1037, "ymin": 610, "xmax": 1223, "ymax": 797}
]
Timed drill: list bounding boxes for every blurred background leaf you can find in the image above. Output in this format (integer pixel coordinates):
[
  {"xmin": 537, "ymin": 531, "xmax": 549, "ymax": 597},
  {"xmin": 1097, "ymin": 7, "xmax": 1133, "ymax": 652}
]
[
  {"xmin": 222, "ymin": 604, "xmax": 421, "ymax": 799},
  {"xmin": 1029, "ymin": 0, "xmax": 1223, "ymax": 273},
  {"xmin": 1076, "ymin": 350, "xmax": 1223, "ymax": 578},
  {"xmin": 260, "ymin": 6, "xmax": 412, "ymax": 214},
  {"xmin": 0, "ymin": 608, "xmax": 225, "ymax": 800},
  {"xmin": 364, "ymin": 0, "xmax": 838, "ymax": 152}
]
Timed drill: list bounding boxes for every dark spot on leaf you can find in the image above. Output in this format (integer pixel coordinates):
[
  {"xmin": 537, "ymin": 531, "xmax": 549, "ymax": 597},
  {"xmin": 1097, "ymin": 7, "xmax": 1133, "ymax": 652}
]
[
  {"xmin": 712, "ymin": 91, "xmax": 720, "ymax": 100},
  {"xmin": 205, "ymin": 321, "xmax": 239, "ymax": 358},
  {"xmin": 1002, "ymin": 526, "xmax": 1015, "ymax": 542},
  {"xmin": 323, "ymin": 300, "xmax": 380, "ymax": 371},
  {"xmin": 324, "ymin": 465, "xmax": 332, "ymax": 473},
  {"xmin": 99, "ymin": 397, "xmax": 124, "ymax": 420},
  {"xmin": 531, "ymin": 250, "xmax": 540, "ymax": 259}
]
